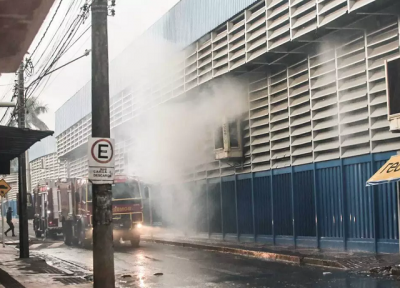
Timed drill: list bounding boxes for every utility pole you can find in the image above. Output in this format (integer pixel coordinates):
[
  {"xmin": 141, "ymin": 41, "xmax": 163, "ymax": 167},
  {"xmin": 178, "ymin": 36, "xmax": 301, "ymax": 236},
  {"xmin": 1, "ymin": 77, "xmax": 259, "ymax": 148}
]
[
  {"xmin": 91, "ymin": 1, "xmax": 115, "ymax": 287},
  {"xmin": 17, "ymin": 62, "xmax": 29, "ymax": 258}
]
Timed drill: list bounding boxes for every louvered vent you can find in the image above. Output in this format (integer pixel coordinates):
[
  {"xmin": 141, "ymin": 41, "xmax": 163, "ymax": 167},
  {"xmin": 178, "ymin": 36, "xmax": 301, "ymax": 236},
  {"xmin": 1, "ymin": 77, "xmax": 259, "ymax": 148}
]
[
  {"xmin": 267, "ymin": 0, "xmax": 291, "ymax": 50},
  {"xmin": 270, "ymin": 67, "xmax": 290, "ymax": 168},
  {"xmin": 317, "ymin": 0, "xmax": 347, "ymax": 28},
  {"xmin": 290, "ymin": 0, "xmax": 317, "ymax": 40},
  {"xmin": 310, "ymin": 48, "xmax": 339, "ymax": 162},
  {"xmin": 185, "ymin": 43, "xmax": 198, "ymax": 91},
  {"xmin": 249, "ymin": 71, "xmax": 270, "ymax": 172},
  {"xmin": 348, "ymin": 0, "xmax": 375, "ymax": 12},
  {"xmin": 289, "ymin": 58, "xmax": 312, "ymax": 165},
  {"xmin": 245, "ymin": 1, "xmax": 267, "ymax": 62},
  {"xmin": 228, "ymin": 13, "xmax": 246, "ymax": 70},
  {"xmin": 197, "ymin": 35, "xmax": 213, "ymax": 84},
  {"xmin": 212, "ymin": 25, "xmax": 229, "ymax": 77},
  {"xmin": 337, "ymin": 33, "xmax": 369, "ymax": 158}
]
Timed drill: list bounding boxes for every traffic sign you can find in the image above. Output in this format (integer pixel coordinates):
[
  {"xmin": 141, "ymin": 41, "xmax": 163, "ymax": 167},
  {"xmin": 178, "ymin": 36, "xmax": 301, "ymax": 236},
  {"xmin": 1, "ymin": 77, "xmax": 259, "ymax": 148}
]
[
  {"xmin": 88, "ymin": 137, "xmax": 115, "ymax": 184},
  {"xmin": 0, "ymin": 179, "xmax": 11, "ymax": 197}
]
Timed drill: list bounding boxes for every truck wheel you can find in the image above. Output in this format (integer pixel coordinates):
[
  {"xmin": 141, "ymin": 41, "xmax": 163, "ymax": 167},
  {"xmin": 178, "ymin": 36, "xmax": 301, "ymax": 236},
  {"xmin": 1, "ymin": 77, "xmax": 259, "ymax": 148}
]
[
  {"xmin": 63, "ymin": 224, "xmax": 72, "ymax": 246},
  {"xmin": 130, "ymin": 239, "xmax": 140, "ymax": 248},
  {"xmin": 50, "ymin": 231, "xmax": 58, "ymax": 240},
  {"xmin": 78, "ymin": 228, "xmax": 91, "ymax": 249}
]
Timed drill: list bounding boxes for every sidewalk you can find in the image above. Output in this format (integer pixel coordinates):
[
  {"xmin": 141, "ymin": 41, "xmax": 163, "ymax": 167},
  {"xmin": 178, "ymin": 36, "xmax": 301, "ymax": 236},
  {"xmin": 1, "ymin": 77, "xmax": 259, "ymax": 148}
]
[
  {"xmin": 141, "ymin": 228, "xmax": 400, "ymax": 273},
  {"xmin": 0, "ymin": 245, "xmax": 92, "ymax": 288}
]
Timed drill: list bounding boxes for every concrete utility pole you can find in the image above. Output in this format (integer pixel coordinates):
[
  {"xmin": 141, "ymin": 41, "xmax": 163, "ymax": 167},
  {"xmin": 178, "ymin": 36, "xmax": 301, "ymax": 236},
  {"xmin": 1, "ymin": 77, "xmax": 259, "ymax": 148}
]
[
  {"xmin": 17, "ymin": 62, "xmax": 29, "ymax": 258},
  {"xmin": 91, "ymin": 1, "xmax": 115, "ymax": 287}
]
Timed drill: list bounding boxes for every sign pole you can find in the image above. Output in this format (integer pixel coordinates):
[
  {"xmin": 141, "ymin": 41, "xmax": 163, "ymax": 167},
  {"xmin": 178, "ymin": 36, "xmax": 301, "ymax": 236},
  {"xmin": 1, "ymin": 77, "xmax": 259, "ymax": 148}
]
[
  {"xmin": 2, "ymin": 196, "xmax": 4, "ymax": 248},
  {"xmin": 17, "ymin": 62, "xmax": 29, "ymax": 259},
  {"xmin": 91, "ymin": 0, "xmax": 115, "ymax": 287}
]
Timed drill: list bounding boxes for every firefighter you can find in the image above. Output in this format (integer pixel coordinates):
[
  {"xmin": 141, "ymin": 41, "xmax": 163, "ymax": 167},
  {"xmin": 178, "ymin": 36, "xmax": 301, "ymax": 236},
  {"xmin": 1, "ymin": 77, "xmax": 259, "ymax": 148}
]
[{"xmin": 4, "ymin": 207, "xmax": 15, "ymax": 237}]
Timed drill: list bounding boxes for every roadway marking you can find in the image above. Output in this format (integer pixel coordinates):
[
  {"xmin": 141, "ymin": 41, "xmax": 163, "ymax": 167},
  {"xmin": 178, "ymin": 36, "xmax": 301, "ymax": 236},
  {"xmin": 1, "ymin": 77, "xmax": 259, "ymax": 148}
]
[
  {"xmin": 29, "ymin": 244, "xmax": 42, "ymax": 249},
  {"xmin": 165, "ymin": 254, "xmax": 190, "ymax": 261},
  {"xmin": 48, "ymin": 242, "xmax": 64, "ymax": 248}
]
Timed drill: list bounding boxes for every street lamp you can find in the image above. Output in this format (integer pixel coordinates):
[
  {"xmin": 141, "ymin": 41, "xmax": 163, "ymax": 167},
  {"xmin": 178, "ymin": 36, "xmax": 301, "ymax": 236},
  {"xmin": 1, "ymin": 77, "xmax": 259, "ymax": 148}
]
[{"xmin": 0, "ymin": 102, "xmax": 16, "ymax": 108}]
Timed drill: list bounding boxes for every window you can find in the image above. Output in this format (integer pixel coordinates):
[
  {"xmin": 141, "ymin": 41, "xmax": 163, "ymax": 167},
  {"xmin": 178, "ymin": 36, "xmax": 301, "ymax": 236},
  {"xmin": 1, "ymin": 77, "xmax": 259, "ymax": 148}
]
[
  {"xmin": 387, "ymin": 57, "xmax": 400, "ymax": 116},
  {"xmin": 214, "ymin": 127, "xmax": 224, "ymax": 149},
  {"xmin": 229, "ymin": 121, "xmax": 239, "ymax": 148},
  {"xmin": 112, "ymin": 182, "xmax": 141, "ymax": 199}
]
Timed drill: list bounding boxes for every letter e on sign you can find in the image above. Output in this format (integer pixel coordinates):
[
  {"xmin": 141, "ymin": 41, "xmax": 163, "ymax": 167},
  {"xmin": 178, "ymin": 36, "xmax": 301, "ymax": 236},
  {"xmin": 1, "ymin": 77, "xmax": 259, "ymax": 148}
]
[{"xmin": 88, "ymin": 137, "xmax": 115, "ymax": 168}]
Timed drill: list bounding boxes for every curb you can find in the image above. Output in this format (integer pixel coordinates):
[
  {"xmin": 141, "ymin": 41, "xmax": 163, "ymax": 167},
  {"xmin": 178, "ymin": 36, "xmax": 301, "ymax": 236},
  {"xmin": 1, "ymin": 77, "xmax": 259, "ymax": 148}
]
[{"xmin": 142, "ymin": 238, "xmax": 346, "ymax": 270}]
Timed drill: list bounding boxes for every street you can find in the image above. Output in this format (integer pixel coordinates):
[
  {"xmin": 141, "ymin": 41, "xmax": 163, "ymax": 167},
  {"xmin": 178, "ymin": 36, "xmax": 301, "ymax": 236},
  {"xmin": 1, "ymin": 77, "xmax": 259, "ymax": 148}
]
[
  {"xmin": 2, "ymin": 221, "xmax": 400, "ymax": 287},
  {"xmin": 30, "ymin": 240, "xmax": 400, "ymax": 288}
]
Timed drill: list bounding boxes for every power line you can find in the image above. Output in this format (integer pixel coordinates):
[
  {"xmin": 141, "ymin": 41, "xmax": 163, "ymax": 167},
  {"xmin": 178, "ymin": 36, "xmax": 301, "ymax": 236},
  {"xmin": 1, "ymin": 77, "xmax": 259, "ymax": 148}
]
[
  {"xmin": 33, "ymin": 0, "xmax": 81, "ymax": 68},
  {"xmin": 26, "ymin": 4, "xmax": 89, "ymax": 100},
  {"xmin": 29, "ymin": 0, "xmax": 64, "ymax": 59}
]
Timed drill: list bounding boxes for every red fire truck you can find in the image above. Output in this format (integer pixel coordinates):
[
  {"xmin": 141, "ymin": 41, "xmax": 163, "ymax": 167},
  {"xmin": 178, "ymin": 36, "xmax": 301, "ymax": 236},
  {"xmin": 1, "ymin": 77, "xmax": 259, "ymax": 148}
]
[
  {"xmin": 59, "ymin": 175, "xmax": 145, "ymax": 248},
  {"xmin": 32, "ymin": 179, "xmax": 63, "ymax": 239}
]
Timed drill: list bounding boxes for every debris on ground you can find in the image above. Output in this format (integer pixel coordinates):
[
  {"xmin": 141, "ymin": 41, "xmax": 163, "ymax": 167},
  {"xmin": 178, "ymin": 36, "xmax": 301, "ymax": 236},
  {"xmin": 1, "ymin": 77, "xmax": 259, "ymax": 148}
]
[
  {"xmin": 153, "ymin": 272, "xmax": 163, "ymax": 276},
  {"xmin": 323, "ymin": 272, "xmax": 332, "ymax": 276}
]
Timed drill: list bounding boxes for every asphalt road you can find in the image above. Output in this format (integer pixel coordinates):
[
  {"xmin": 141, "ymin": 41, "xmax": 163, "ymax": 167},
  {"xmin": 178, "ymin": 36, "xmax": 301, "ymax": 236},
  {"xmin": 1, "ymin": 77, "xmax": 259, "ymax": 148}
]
[{"xmin": 31, "ymin": 240, "xmax": 400, "ymax": 288}]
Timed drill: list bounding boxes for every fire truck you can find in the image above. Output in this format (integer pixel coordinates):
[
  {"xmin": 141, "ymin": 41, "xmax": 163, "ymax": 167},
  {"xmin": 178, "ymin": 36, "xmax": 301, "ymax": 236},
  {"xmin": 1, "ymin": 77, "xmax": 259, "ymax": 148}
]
[
  {"xmin": 60, "ymin": 175, "xmax": 145, "ymax": 248},
  {"xmin": 32, "ymin": 179, "xmax": 63, "ymax": 239}
]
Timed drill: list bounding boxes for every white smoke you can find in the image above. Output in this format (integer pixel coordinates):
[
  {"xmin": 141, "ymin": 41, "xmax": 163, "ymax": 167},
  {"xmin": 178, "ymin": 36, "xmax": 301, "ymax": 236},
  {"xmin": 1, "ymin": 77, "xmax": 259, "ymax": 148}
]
[{"xmin": 114, "ymin": 35, "xmax": 249, "ymax": 233}]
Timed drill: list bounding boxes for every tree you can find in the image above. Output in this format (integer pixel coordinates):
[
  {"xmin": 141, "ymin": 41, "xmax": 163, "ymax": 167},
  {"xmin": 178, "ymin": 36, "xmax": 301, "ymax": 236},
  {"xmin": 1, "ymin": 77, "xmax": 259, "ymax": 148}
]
[
  {"xmin": 9, "ymin": 96, "xmax": 49, "ymax": 130},
  {"xmin": 9, "ymin": 96, "xmax": 49, "ymax": 173}
]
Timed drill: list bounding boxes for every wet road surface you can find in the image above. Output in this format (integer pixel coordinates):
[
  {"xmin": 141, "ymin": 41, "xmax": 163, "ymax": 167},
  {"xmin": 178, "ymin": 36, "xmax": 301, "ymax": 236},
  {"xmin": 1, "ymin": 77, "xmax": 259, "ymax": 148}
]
[{"xmin": 34, "ymin": 241, "xmax": 400, "ymax": 287}]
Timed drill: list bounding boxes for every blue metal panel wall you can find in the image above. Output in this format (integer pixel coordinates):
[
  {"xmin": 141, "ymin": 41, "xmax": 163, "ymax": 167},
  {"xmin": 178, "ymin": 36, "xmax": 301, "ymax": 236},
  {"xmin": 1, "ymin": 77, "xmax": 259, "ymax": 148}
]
[
  {"xmin": 273, "ymin": 173, "xmax": 292, "ymax": 236},
  {"xmin": 294, "ymin": 170, "xmax": 315, "ymax": 237},
  {"xmin": 222, "ymin": 181, "xmax": 236, "ymax": 234},
  {"xmin": 195, "ymin": 181, "xmax": 208, "ymax": 233},
  {"xmin": 375, "ymin": 159, "xmax": 398, "ymax": 241},
  {"xmin": 253, "ymin": 176, "xmax": 272, "ymax": 235},
  {"xmin": 237, "ymin": 178, "xmax": 253, "ymax": 235},
  {"xmin": 153, "ymin": 152, "xmax": 400, "ymax": 253},
  {"xmin": 343, "ymin": 162, "xmax": 374, "ymax": 239},
  {"xmin": 208, "ymin": 182, "xmax": 222, "ymax": 234},
  {"xmin": 316, "ymin": 166, "xmax": 343, "ymax": 238}
]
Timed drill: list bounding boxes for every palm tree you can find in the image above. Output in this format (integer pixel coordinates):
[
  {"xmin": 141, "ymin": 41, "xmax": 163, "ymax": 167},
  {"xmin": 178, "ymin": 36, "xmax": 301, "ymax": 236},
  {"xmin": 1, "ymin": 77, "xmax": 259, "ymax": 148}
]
[
  {"xmin": 9, "ymin": 96, "xmax": 49, "ymax": 130},
  {"xmin": 9, "ymin": 96, "xmax": 49, "ymax": 173}
]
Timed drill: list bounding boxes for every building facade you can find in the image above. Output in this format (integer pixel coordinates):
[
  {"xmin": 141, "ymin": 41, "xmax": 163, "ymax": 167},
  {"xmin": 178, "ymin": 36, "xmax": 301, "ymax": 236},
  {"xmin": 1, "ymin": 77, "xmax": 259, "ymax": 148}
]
[
  {"xmin": 29, "ymin": 136, "xmax": 67, "ymax": 189},
  {"xmin": 54, "ymin": 0, "xmax": 400, "ymax": 253}
]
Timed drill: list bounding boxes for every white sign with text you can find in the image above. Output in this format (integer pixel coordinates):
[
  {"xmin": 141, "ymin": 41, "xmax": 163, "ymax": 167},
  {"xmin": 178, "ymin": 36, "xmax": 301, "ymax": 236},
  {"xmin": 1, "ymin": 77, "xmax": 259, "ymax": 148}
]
[{"xmin": 88, "ymin": 137, "xmax": 115, "ymax": 183}]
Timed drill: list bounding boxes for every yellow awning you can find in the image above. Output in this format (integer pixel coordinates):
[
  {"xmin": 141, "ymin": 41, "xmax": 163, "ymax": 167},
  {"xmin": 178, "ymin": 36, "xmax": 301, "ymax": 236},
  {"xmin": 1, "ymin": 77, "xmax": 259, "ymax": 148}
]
[{"xmin": 367, "ymin": 155, "xmax": 400, "ymax": 186}]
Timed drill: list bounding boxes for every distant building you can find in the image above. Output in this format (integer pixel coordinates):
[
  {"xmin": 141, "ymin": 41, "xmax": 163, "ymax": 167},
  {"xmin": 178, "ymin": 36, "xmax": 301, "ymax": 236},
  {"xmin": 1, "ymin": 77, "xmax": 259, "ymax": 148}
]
[{"xmin": 29, "ymin": 136, "xmax": 67, "ymax": 189}]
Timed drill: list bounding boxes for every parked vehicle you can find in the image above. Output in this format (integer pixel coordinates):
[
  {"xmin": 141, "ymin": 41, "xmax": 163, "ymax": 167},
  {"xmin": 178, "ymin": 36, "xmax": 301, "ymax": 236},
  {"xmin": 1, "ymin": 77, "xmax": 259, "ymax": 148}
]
[
  {"xmin": 60, "ymin": 175, "xmax": 146, "ymax": 248},
  {"xmin": 32, "ymin": 179, "xmax": 63, "ymax": 239}
]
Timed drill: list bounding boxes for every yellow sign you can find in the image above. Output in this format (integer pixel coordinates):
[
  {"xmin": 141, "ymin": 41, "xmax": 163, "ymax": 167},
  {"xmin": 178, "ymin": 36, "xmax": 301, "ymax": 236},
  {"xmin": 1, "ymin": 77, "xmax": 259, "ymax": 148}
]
[
  {"xmin": 0, "ymin": 179, "xmax": 11, "ymax": 197},
  {"xmin": 367, "ymin": 155, "xmax": 400, "ymax": 186}
]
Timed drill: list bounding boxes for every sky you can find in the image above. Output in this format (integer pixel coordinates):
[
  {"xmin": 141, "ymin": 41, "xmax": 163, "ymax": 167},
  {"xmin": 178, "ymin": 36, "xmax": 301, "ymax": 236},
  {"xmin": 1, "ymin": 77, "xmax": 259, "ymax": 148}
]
[{"xmin": 0, "ymin": 0, "xmax": 180, "ymax": 130}]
